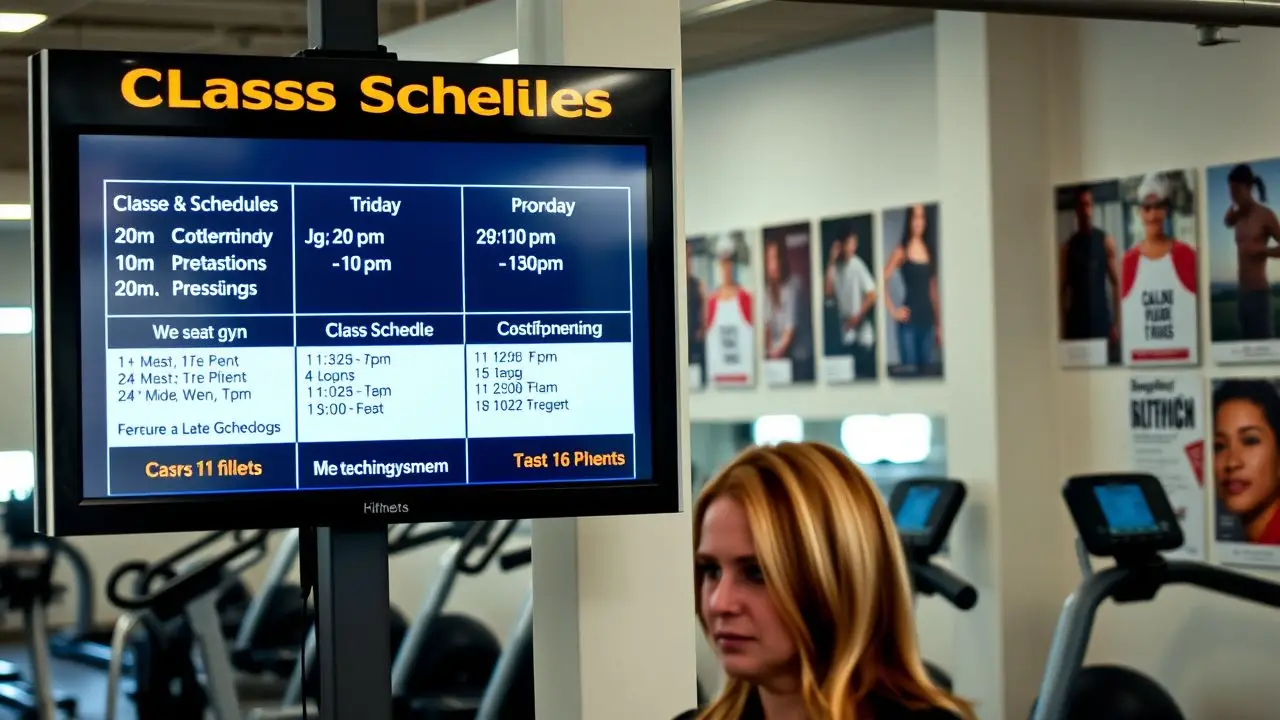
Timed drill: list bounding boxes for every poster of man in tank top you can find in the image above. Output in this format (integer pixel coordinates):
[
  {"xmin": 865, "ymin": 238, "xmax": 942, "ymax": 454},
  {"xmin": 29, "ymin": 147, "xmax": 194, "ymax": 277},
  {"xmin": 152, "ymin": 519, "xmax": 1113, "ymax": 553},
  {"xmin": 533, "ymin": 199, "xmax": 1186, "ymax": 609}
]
[
  {"xmin": 1206, "ymin": 158, "xmax": 1280, "ymax": 365},
  {"xmin": 760, "ymin": 222, "xmax": 816, "ymax": 386},
  {"xmin": 1053, "ymin": 180, "xmax": 1124, "ymax": 368},
  {"xmin": 819, "ymin": 213, "xmax": 878, "ymax": 383},
  {"xmin": 686, "ymin": 231, "xmax": 757, "ymax": 390},
  {"xmin": 1117, "ymin": 169, "xmax": 1199, "ymax": 367},
  {"xmin": 881, "ymin": 203, "xmax": 943, "ymax": 379}
]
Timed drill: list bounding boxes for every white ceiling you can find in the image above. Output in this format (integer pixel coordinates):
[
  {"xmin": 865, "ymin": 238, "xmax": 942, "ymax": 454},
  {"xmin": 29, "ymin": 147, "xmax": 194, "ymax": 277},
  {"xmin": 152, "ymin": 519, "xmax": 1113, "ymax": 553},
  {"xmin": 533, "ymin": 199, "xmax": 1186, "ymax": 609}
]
[{"xmin": 5, "ymin": 0, "xmax": 932, "ymax": 172}]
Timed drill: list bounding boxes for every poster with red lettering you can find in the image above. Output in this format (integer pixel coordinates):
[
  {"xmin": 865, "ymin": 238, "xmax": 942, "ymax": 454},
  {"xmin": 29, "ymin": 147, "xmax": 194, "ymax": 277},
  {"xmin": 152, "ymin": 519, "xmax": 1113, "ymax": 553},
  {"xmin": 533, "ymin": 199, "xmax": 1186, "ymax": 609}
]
[
  {"xmin": 686, "ymin": 231, "xmax": 757, "ymax": 390},
  {"xmin": 1129, "ymin": 375, "xmax": 1206, "ymax": 561},
  {"xmin": 1118, "ymin": 170, "xmax": 1200, "ymax": 367}
]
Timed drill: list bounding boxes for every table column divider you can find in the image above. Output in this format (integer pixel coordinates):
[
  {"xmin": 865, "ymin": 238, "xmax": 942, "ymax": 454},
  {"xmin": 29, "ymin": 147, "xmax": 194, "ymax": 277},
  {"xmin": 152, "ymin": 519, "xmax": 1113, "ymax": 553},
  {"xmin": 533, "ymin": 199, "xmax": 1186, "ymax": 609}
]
[
  {"xmin": 291, "ymin": 183, "xmax": 300, "ymax": 490},
  {"xmin": 460, "ymin": 185, "xmax": 469, "ymax": 484}
]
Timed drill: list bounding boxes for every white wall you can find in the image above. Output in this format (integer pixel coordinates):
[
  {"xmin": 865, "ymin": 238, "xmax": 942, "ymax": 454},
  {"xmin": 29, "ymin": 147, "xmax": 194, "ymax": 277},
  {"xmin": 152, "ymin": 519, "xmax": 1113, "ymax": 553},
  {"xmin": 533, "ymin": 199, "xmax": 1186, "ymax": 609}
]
[
  {"xmin": 1049, "ymin": 20, "xmax": 1280, "ymax": 719},
  {"xmin": 0, "ymin": 223, "xmax": 33, "ymax": 456},
  {"xmin": 382, "ymin": 0, "xmax": 518, "ymax": 62},
  {"xmin": 684, "ymin": 16, "xmax": 1280, "ymax": 718},
  {"xmin": 682, "ymin": 23, "xmax": 957, "ymax": 692},
  {"xmin": 0, "ymin": 171, "xmax": 26, "ymax": 204}
]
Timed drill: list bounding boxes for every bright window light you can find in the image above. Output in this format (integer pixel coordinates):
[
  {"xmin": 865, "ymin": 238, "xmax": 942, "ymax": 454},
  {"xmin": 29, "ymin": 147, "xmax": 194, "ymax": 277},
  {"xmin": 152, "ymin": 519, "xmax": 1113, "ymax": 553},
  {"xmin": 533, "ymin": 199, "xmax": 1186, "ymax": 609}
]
[
  {"xmin": 0, "ymin": 204, "xmax": 31, "ymax": 221},
  {"xmin": 752, "ymin": 415, "xmax": 802, "ymax": 446},
  {"xmin": 882, "ymin": 414, "xmax": 933, "ymax": 464},
  {"xmin": 0, "ymin": 13, "xmax": 46, "ymax": 34},
  {"xmin": 840, "ymin": 415, "xmax": 886, "ymax": 465},
  {"xmin": 0, "ymin": 307, "xmax": 32, "ymax": 335},
  {"xmin": 478, "ymin": 49, "xmax": 518, "ymax": 64},
  {"xmin": 840, "ymin": 414, "xmax": 934, "ymax": 465},
  {"xmin": 0, "ymin": 451, "xmax": 34, "ymax": 501}
]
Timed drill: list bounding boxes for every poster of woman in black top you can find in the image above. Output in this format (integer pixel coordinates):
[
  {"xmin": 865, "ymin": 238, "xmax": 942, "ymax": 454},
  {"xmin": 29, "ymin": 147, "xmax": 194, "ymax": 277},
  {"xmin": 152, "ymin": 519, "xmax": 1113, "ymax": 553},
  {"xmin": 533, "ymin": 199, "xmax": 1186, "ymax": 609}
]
[
  {"xmin": 1054, "ymin": 179, "xmax": 1124, "ymax": 368},
  {"xmin": 882, "ymin": 203, "xmax": 943, "ymax": 379}
]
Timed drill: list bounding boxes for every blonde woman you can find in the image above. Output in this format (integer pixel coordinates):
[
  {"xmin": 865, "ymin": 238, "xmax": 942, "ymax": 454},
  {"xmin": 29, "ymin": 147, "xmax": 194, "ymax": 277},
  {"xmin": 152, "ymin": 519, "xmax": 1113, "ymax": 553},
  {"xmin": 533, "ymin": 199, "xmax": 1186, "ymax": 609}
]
[{"xmin": 677, "ymin": 442, "xmax": 973, "ymax": 720}]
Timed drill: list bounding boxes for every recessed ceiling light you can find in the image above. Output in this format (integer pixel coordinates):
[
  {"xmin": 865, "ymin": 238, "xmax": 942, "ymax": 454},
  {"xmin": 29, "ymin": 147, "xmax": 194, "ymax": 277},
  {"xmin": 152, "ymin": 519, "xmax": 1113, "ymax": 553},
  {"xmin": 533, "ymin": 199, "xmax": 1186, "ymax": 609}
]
[{"xmin": 0, "ymin": 13, "xmax": 47, "ymax": 34}]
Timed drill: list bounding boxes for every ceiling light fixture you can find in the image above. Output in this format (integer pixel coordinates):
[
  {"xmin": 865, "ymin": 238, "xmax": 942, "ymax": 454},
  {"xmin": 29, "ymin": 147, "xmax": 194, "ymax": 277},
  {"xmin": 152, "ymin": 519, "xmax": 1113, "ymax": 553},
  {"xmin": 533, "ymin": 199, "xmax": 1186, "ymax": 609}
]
[
  {"xmin": 0, "ymin": 12, "xmax": 47, "ymax": 34},
  {"xmin": 0, "ymin": 204, "xmax": 31, "ymax": 221}
]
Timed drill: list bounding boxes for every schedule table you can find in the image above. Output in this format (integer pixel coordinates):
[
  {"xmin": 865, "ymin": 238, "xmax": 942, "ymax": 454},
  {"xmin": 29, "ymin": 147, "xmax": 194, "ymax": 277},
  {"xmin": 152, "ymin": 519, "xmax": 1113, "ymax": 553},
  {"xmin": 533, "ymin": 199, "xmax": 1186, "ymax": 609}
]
[{"xmin": 102, "ymin": 180, "xmax": 639, "ymax": 496}]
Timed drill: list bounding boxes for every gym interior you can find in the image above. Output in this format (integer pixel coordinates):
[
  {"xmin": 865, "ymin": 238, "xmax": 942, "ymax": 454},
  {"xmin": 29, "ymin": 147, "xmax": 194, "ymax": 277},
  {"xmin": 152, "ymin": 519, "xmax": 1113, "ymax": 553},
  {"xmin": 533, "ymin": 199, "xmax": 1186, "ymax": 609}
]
[{"xmin": 3, "ymin": 0, "xmax": 1280, "ymax": 718}]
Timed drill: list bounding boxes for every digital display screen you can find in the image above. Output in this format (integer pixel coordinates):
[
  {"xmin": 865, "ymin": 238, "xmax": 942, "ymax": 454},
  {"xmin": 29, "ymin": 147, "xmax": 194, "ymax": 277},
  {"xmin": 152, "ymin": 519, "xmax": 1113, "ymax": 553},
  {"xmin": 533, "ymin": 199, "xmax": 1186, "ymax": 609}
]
[
  {"xmin": 1093, "ymin": 483, "xmax": 1158, "ymax": 534},
  {"xmin": 77, "ymin": 134, "xmax": 652, "ymax": 498},
  {"xmin": 895, "ymin": 485, "xmax": 940, "ymax": 533}
]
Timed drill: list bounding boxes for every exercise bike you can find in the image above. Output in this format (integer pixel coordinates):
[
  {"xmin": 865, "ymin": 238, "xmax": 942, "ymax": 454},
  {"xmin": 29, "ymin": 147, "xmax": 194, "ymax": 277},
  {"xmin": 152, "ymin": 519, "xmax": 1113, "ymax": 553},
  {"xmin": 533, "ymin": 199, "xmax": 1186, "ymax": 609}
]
[
  {"xmin": 888, "ymin": 478, "xmax": 979, "ymax": 692},
  {"xmin": 1030, "ymin": 473, "xmax": 1280, "ymax": 720}
]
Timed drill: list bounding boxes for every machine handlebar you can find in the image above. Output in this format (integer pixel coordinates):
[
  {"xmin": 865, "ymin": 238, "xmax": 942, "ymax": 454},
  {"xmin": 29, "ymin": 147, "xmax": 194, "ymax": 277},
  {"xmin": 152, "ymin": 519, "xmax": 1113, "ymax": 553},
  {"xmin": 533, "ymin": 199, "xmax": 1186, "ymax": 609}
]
[
  {"xmin": 458, "ymin": 519, "xmax": 521, "ymax": 575},
  {"xmin": 388, "ymin": 522, "xmax": 473, "ymax": 554},
  {"xmin": 499, "ymin": 547, "xmax": 532, "ymax": 571},
  {"xmin": 911, "ymin": 562, "xmax": 978, "ymax": 611},
  {"xmin": 107, "ymin": 529, "xmax": 270, "ymax": 617}
]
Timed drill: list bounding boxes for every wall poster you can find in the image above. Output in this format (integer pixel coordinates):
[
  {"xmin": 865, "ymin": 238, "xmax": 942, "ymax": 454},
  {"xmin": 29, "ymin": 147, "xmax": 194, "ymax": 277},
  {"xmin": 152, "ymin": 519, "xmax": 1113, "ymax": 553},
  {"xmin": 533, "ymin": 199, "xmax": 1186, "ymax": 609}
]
[
  {"xmin": 1118, "ymin": 170, "xmax": 1199, "ymax": 367},
  {"xmin": 819, "ymin": 213, "xmax": 878, "ymax": 383},
  {"xmin": 761, "ymin": 222, "xmax": 816, "ymax": 386},
  {"xmin": 1053, "ymin": 180, "xmax": 1123, "ymax": 368},
  {"xmin": 687, "ymin": 231, "xmax": 756, "ymax": 389},
  {"xmin": 1128, "ymin": 375, "xmax": 1206, "ymax": 561},
  {"xmin": 1207, "ymin": 158, "xmax": 1280, "ymax": 364},
  {"xmin": 1211, "ymin": 378, "xmax": 1280, "ymax": 567},
  {"xmin": 882, "ymin": 202, "xmax": 942, "ymax": 378}
]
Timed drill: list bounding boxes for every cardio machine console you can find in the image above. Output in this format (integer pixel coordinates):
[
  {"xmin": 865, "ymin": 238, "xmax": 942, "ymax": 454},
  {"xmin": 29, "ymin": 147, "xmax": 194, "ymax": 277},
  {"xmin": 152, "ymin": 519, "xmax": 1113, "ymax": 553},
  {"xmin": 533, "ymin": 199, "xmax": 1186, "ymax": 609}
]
[
  {"xmin": 1063, "ymin": 473, "xmax": 1183, "ymax": 558},
  {"xmin": 889, "ymin": 478, "xmax": 965, "ymax": 558}
]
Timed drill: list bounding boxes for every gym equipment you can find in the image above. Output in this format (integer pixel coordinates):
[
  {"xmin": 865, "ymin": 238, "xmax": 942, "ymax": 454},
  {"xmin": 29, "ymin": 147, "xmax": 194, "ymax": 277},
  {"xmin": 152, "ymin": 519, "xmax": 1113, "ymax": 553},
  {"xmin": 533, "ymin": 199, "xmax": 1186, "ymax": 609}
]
[
  {"xmin": 475, "ymin": 545, "xmax": 534, "ymax": 720},
  {"xmin": 888, "ymin": 478, "xmax": 979, "ymax": 692},
  {"xmin": 247, "ymin": 521, "xmax": 508, "ymax": 720},
  {"xmin": 105, "ymin": 529, "xmax": 271, "ymax": 720},
  {"xmin": 1030, "ymin": 473, "xmax": 1280, "ymax": 720},
  {"xmin": 0, "ymin": 494, "xmax": 79, "ymax": 719},
  {"xmin": 47, "ymin": 538, "xmax": 120, "ymax": 671},
  {"xmin": 390, "ymin": 520, "xmax": 512, "ymax": 717},
  {"xmin": 230, "ymin": 529, "xmax": 309, "ymax": 678}
]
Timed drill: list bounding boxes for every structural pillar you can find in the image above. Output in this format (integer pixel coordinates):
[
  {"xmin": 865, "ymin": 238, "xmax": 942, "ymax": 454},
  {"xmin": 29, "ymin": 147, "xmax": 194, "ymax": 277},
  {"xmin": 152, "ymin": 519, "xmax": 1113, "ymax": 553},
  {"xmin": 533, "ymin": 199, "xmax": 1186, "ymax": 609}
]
[
  {"xmin": 934, "ymin": 12, "xmax": 1073, "ymax": 719},
  {"xmin": 519, "ymin": 0, "xmax": 697, "ymax": 718}
]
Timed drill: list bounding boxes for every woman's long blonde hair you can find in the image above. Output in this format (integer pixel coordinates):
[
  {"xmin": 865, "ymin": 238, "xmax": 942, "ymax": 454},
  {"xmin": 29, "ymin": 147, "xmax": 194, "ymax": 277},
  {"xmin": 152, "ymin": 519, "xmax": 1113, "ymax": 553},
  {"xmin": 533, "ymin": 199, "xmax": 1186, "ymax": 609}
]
[{"xmin": 693, "ymin": 441, "xmax": 974, "ymax": 720}]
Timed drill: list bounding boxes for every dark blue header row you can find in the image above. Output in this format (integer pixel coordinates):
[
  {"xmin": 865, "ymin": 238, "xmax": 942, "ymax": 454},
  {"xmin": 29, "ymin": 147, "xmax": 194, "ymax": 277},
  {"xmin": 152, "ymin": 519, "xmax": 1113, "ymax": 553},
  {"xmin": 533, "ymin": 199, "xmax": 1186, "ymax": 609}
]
[{"xmin": 102, "ymin": 180, "xmax": 633, "ymax": 317}]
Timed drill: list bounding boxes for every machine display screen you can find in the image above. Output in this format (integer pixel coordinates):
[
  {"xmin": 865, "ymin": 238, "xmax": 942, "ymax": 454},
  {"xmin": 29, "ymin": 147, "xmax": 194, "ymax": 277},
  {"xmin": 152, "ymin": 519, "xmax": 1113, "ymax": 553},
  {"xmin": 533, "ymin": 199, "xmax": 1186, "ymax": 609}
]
[
  {"xmin": 895, "ymin": 485, "xmax": 940, "ymax": 533},
  {"xmin": 1093, "ymin": 483, "xmax": 1158, "ymax": 535},
  {"xmin": 76, "ymin": 134, "xmax": 652, "ymax": 499}
]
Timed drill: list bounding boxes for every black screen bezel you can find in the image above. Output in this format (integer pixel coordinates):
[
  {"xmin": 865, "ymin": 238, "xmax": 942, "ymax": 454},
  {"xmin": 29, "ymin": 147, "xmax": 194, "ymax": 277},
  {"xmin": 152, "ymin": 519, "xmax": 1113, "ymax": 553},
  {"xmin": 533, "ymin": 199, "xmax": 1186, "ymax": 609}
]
[
  {"xmin": 31, "ymin": 49, "xmax": 681, "ymax": 536},
  {"xmin": 888, "ymin": 477, "xmax": 965, "ymax": 557},
  {"xmin": 1063, "ymin": 473, "xmax": 1184, "ymax": 557}
]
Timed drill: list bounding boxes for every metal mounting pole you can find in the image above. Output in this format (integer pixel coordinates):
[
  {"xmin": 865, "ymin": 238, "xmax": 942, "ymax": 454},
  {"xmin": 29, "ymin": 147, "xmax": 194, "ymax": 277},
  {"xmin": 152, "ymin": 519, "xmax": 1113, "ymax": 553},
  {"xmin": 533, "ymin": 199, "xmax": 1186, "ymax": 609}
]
[
  {"xmin": 298, "ymin": 0, "xmax": 396, "ymax": 716},
  {"xmin": 306, "ymin": 0, "xmax": 381, "ymax": 52},
  {"xmin": 316, "ymin": 527, "xmax": 392, "ymax": 720}
]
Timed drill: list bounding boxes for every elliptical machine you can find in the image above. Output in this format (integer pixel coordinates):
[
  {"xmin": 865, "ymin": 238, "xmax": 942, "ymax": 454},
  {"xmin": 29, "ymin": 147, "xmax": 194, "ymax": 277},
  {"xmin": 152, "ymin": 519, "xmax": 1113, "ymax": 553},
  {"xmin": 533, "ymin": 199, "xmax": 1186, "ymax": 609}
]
[
  {"xmin": 888, "ymin": 478, "xmax": 979, "ymax": 692},
  {"xmin": 475, "ymin": 545, "xmax": 534, "ymax": 720},
  {"xmin": 105, "ymin": 528, "xmax": 271, "ymax": 720},
  {"xmin": 248, "ymin": 521, "xmax": 508, "ymax": 720},
  {"xmin": 1030, "ymin": 473, "xmax": 1280, "ymax": 720}
]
